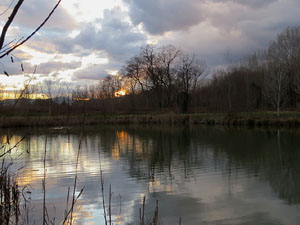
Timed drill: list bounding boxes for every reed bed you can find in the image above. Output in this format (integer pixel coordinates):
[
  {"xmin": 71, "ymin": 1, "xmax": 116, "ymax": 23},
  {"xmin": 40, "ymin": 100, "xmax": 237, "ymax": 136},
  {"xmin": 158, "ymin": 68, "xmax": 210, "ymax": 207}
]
[
  {"xmin": 0, "ymin": 160, "xmax": 21, "ymax": 225},
  {"xmin": 2, "ymin": 112, "xmax": 300, "ymax": 128},
  {"xmin": 0, "ymin": 133, "xmax": 84, "ymax": 225}
]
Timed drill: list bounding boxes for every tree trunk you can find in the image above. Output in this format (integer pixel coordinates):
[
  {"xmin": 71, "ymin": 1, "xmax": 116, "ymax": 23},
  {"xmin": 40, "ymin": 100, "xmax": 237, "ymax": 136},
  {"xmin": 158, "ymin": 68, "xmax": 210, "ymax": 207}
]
[{"xmin": 277, "ymin": 93, "xmax": 280, "ymax": 117}]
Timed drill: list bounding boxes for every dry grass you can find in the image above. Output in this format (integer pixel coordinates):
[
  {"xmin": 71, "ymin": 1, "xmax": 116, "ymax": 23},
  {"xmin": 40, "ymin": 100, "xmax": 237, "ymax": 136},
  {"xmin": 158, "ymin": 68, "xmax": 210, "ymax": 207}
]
[
  {"xmin": 0, "ymin": 160, "xmax": 21, "ymax": 225},
  {"xmin": 2, "ymin": 111, "xmax": 300, "ymax": 128},
  {"xmin": 0, "ymin": 133, "xmax": 84, "ymax": 225}
]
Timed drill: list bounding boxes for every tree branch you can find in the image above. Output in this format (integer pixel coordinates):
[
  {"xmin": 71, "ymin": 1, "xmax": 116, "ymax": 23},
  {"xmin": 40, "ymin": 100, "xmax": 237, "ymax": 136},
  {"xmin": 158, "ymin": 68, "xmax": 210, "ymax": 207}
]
[
  {"xmin": 0, "ymin": 0, "xmax": 62, "ymax": 58},
  {"xmin": 0, "ymin": 0, "xmax": 16, "ymax": 17},
  {"xmin": 0, "ymin": 0, "xmax": 24, "ymax": 50}
]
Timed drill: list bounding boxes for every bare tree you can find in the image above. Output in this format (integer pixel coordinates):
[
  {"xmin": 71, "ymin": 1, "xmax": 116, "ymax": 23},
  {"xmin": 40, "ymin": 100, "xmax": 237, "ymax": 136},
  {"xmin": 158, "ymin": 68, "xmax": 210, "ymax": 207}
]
[
  {"xmin": 139, "ymin": 45, "xmax": 180, "ymax": 110},
  {"xmin": 140, "ymin": 45, "xmax": 161, "ymax": 91},
  {"xmin": 271, "ymin": 27, "xmax": 300, "ymax": 106},
  {"xmin": 177, "ymin": 54, "xmax": 206, "ymax": 94},
  {"xmin": 280, "ymin": 27, "xmax": 300, "ymax": 102},
  {"xmin": 176, "ymin": 54, "xmax": 206, "ymax": 113},
  {"xmin": 263, "ymin": 27, "xmax": 300, "ymax": 115},
  {"xmin": 65, "ymin": 82, "xmax": 73, "ymax": 117},
  {"xmin": 122, "ymin": 45, "xmax": 206, "ymax": 112},
  {"xmin": 273, "ymin": 27, "xmax": 300, "ymax": 70},
  {"xmin": 264, "ymin": 57, "xmax": 289, "ymax": 116},
  {"xmin": 72, "ymin": 84, "xmax": 90, "ymax": 100},
  {"xmin": 294, "ymin": 74, "xmax": 300, "ymax": 97},
  {"xmin": 158, "ymin": 45, "xmax": 181, "ymax": 107},
  {"xmin": 105, "ymin": 75, "xmax": 122, "ymax": 98},
  {"xmin": 123, "ymin": 56, "xmax": 147, "ymax": 93},
  {"xmin": 39, "ymin": 80, "xmax": 55, "ymax": 116},
  {"xmin": 16, "ymin": 83, "xmax": 36, "ymax": 115}
]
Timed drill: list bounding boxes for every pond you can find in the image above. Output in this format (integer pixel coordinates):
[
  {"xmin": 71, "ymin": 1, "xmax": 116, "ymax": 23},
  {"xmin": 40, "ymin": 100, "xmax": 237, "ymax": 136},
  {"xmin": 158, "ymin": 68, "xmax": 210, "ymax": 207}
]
[{"xmin": 1, "ymin": 125, "xmax": 300, "ymax": 224}]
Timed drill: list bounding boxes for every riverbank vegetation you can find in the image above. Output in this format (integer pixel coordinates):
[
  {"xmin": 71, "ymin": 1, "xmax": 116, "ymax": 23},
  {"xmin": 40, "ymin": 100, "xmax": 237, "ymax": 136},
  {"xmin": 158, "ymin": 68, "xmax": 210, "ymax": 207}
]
[
  {"xmin": 1, "ymin": 26, "xmax": 300, "ymax": 126},
  {"xmin": 3, "ymin": 111, "xmax": 300, "ymax": 128}
]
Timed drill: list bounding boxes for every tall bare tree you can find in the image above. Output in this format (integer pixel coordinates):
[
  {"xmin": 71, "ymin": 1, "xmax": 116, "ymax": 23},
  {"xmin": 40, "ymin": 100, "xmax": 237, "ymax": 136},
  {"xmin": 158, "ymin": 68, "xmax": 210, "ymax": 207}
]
[
  {"xmin": 176, "ymin": 54, "xmax": 206, "ymax": 113},
  {"xmin": 262, "ymin": 26, "xmax": 300, "ymax": 115},
  {"xmin": 123, "ymin": 56, "xmax": 146, "ymax": 93},
  {"xmin": 271, "ymin": 27, "xmax": 300, "ymax": 106},
  {"xmin": 158, "ymin": 45, "xmax": 181, "ymax": 107},
  {"xmin": 264, "ymin": 53, "xmax": 289, "ymax": 116}
]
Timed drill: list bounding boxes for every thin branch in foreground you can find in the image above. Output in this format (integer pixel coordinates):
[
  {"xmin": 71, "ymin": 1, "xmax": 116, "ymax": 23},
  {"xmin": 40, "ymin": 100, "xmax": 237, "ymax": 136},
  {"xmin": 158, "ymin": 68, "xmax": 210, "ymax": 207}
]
[
  {"xmin": 100, "ymin": 171, "xmax": 108, "ymax": 225},
  {"xmin": 0, "ymin": 38, "xmax": 18, "ymax": 53},
  {"xmin": 0, "ymin": 0, "xmax": 62, "ymax": 58},
  {"xmin": 62, "ymin": 188, "xmax": 84, "ymax": 225},
  {"xmin": 109, "ymin": 184, "xmax": 112, "ymax": 225},
  {"xmin": 42, "ymin": 136, "xmax": 47, "ymax": 225},
  {"xmin": 139, "ymin": 196, "xmax": 145, "ymax": 225},
  {"xmin": 0, "ymin": 0, "xmax": 24, "ymax": 50},
  {"xmin": 0, "ymin": 0, "xmax": 16, "ymax": 17},
  {"xmin": 0, "ymin": 136, "xmax": 26, "ymax": 158},
  {"xmin": 62, "ymin": 132, "xmax": 84, "ymax": 225}
]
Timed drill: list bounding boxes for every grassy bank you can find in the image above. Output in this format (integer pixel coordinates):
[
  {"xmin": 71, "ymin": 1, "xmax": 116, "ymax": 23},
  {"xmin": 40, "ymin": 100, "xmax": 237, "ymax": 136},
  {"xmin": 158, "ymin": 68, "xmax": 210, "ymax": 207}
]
[{"xmin": 2, "ymin": 111, "xmax": 300, "ymax": 128}]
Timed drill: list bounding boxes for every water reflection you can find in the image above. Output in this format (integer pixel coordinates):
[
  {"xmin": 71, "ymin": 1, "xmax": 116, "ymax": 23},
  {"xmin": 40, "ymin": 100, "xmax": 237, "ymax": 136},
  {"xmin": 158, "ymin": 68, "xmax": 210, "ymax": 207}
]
[{"xmin": 1, "ymin": 126, "xmax": 300, "ymax": 224}]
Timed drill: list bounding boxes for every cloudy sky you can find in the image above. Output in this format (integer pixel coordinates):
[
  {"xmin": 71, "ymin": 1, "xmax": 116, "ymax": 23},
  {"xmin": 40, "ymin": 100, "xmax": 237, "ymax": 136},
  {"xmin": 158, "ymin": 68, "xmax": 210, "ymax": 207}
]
[{"xmin": 1, "ymin": 0, "xmax": 300, "ymax": 90}]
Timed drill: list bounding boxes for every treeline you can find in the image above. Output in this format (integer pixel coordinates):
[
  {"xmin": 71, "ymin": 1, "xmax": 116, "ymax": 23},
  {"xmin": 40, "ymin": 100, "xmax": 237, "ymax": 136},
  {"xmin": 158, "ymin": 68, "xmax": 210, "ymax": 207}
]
[
  {"xmin": 2, "ymin": 26, "xmax": 300, "ymax": 116},
  {"xmin": 201, "ymin": 26, "xmax": 300, "ymax": 115}
]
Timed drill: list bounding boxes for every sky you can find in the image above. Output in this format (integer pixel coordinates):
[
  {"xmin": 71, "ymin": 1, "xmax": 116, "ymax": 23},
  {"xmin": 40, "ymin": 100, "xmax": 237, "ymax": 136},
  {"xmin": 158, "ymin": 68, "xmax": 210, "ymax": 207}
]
[{"xmin": 1, "ymin": 0, "xmax": 300, "ymax": 90}]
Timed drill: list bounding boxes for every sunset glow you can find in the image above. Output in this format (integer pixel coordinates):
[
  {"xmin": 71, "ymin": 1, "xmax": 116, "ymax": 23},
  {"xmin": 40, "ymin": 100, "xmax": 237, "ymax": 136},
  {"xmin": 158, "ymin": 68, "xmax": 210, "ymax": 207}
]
[
  {"xmin": 73, "ymin": 98, "xmax": 90, "ymax": 101},
  {"xmin": 114, "ymin": 89, "xmax": 126, "ymax": 97},
  {"xmin": 0, "ymin": 92, "xmax": 49, "ymax": 100}
]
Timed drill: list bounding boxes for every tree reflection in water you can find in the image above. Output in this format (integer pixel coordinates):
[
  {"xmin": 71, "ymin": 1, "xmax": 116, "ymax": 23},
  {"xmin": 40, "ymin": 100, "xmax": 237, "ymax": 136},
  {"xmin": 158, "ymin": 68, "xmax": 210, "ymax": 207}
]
[
  {"xmin": 1, "ymin": 126, "xmax": 300, "ymax": 224},
  {"xmin": 90, "ymin": 126, "xmax": 300, "ymax": 205}
]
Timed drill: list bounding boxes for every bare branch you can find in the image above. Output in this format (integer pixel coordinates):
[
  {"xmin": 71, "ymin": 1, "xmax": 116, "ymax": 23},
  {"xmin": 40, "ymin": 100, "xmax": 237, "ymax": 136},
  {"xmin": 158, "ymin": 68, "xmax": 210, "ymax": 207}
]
[
  {"xmin": 0, "ymin": 0, "xmax": 15, "ymax": 17},
  {"xmin": 0, "ymin": 0, "xmax": 24, "ymax": 50},
  {"xmin": 0, "ymin": 0, "xmax": 62, "ymax": 58},
  {"xmin": 0, "ymin": 136, "xmax": 26, "ymax": 158}
]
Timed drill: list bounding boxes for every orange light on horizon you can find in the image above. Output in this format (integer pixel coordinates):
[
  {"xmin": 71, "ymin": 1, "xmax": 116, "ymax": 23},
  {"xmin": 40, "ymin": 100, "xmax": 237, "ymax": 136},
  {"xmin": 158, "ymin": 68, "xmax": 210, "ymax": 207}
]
[
  {"xmin": 73, "ymin": 98, "xmax": 90, "ymax": 101},
  {"xmin": 0, "ymin": 92, "xmax": 49, "ymax": 100},
  {"xmin": 114, "ymin": 89, "xmax": 126, "ymax": 97}
]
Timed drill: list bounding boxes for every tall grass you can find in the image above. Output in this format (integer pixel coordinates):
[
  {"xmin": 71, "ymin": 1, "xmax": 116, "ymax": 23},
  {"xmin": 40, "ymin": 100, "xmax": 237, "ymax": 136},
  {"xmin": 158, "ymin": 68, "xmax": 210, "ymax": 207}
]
[
  {"xmin": 0, "ymin": 133, "xmax": 84, "ymax": 225},
  {"xmin": 0, "ymin": 160, "xmax": 20, "ymax": 224},
  {"xmin": 99, "ymin": 170, "xmax": 182, "ymax": 225},
  {"xmin": 62, "ymin": 133, "xmax": 84, "ymax": 225}
]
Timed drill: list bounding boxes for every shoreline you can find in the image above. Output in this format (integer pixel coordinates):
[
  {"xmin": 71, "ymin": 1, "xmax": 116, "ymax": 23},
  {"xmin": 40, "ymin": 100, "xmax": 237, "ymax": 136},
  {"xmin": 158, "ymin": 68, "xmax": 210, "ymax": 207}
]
[{"xmin": 1, "ymin": 111, "xmax": 300, "ymax": 128}]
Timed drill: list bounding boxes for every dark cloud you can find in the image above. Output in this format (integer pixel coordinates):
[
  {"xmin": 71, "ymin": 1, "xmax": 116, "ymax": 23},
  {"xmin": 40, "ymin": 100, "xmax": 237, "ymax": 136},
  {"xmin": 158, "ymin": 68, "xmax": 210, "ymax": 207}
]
[
  {"xmin": 124, "ymin": 0, "xmax": 203, "ymax": 35},
  {"xmin": 74, "ymin": 7, "xmax": 146, "ymax": 62},
  {"xmin": 52, "ymin": 7, "xmax": 147, "ymax": 61},
  {"xmin": 153, "ymin": 0, "xmax": 300, "ymax": 67},
  {"xmin": 214, "ymin": 0, "xmax": 277, "ymax": 8},
  {"xmin": 11, "ymin": 0, "xmax": 77, "ymax": 31},
  {"xmin": 36, "ymin": 61, "xmax": 82, "ymax": 75},
  {"xmin": 53, "ymin": 37, "xmax": 75, "ymax": 54},
  {"xmin": 73, "ymin": 61, "xmax": 122, "ymax": 80},
  {"xmin": 121, "ymin": 0, "xmax": 281, "ymax": 40},
  {"xmin": 73, "ymin": 65, "xmax": 108, "ymax": 80},
  {"xmin": 54, "ymin": 7, "xmax": 148, "ymax": 80},
  {"xmin": 0, "ymin": 56, "xmax": 80, "ymax": 77}
]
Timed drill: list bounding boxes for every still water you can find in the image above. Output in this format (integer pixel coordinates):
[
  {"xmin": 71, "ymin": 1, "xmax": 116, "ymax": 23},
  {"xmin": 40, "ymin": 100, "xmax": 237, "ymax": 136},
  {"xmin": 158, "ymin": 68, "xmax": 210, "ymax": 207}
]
[{"xmin": 1, "ymin": 126, "xmax": 300, "ymax": 224}]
